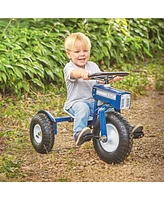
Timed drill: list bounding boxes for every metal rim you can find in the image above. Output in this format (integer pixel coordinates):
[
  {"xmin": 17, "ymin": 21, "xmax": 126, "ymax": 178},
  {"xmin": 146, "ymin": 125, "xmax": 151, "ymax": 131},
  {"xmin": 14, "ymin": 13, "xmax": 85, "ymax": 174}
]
[
  {"xmin": 100, "ymin": 123, "xmax": 119, "ymax": 152},
  {"xmin": 33, "ymin": 124, "xmax": 42, "ymax": 144}
]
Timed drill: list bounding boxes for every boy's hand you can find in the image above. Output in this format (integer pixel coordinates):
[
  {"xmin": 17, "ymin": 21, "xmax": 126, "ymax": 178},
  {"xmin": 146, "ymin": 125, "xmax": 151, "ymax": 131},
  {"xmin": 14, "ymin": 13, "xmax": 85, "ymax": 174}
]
[
  {"xmin": 70, "ymin": 69, "xmax": 90, "ymax": 80},
  {"xmin": 81, "ymin": 70, "xmax": 90, "ymax": 80},
  {"xmin": 109, "ymin": 76, "xmax": 123, "ymax": 83}
]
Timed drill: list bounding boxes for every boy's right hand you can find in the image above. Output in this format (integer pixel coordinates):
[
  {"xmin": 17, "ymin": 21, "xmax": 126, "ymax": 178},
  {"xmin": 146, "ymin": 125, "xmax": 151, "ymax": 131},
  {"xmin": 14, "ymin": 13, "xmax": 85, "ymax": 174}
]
[
  {"xmin": 80, "ymin": 70, "xmax": 90, "ymax": 80},
  {"xmin": 70, "ymin": 69, "xmax": 90, "ymax": 80}
]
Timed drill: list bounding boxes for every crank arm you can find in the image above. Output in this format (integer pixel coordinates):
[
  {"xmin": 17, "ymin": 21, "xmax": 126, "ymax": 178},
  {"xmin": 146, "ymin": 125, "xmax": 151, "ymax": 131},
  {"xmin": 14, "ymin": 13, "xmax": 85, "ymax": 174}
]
[{"xmin": 92, "ymin": 135, "xmax": 107, "ymax": 142}]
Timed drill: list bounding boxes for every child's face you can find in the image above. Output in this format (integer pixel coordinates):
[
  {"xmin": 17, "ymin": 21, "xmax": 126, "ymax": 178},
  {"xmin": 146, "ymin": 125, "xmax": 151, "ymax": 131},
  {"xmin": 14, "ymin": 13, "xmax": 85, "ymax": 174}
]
[{"xmin": 66, "ymin": 41, "xmax": 90, "ymax": 68}]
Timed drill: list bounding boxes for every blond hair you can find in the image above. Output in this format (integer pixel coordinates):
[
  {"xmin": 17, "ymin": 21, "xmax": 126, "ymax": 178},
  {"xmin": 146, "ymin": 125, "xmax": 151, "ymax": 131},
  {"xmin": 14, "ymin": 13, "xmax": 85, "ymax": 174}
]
[{"xmin": 64, "ymin": 32, "xmax": 91, "ymax": 51}]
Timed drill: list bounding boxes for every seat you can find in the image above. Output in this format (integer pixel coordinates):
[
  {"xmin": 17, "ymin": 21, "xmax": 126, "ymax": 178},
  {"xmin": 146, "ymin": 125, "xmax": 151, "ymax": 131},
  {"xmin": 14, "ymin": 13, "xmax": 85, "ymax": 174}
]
[{"xmin": 63, "ymin": 107, "xmax": 93, "ymax": 121}]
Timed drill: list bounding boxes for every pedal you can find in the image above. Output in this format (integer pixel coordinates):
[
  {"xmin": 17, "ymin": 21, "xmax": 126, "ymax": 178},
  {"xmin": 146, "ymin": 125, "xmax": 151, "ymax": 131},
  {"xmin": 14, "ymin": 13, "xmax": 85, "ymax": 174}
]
[
  {"xmin": 83, "ymin": 133, "xmax": 93, "ymax": 142},
  {"xmin": 92, "ymin": 135, "xmax": 107, "ymax": 142}
]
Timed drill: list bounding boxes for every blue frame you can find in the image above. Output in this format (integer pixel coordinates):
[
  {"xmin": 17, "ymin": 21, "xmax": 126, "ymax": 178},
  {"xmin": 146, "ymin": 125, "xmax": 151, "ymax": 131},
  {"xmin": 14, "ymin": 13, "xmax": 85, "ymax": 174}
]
[
  {"xmin": 38, "ymin": 84, "xmax": 131, "ymax": 141},
  {"xmin": 92, "ymin": 84, "xmax": 131, "ymax": 111}
]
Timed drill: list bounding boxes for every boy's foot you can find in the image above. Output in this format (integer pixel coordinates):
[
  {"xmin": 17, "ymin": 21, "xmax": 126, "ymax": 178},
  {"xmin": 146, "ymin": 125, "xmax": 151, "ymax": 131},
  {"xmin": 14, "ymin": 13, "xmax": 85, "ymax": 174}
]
[
  {"xmin": 74, "ymin": 127, "xmax": 91, "ymax": 146},
  {"xmin": 132, "ymin": 124, "xmax": 144, "ymax": 139}
]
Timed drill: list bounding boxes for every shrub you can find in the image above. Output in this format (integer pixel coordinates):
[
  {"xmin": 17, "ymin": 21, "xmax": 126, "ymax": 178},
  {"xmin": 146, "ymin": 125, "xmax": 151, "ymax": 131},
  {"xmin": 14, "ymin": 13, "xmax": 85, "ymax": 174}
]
[{"xmin": 0, "ymin": 18, "xmax": 163, "ymax": 95}]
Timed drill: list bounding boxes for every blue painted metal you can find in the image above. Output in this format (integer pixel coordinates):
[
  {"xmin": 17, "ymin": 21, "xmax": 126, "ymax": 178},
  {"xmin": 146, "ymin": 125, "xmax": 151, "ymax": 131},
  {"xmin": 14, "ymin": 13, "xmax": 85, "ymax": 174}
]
[
  {"xmin": 92, "ymin": 84, "xmax": 131, "ymax": 110},
  {"xmin": 55, "ymin": 116, "xmax": 73, "ymax": 123},
  {"xmin": 99, "ymin": 106, "xmax": 107, "ymax": 140},
  {"xmin": 37, "ymin": 83, "xmax": 130, "ymax": 136},
  {"xmin": 38, "ymin": 110, "xmax": 73, "ymax": 134},
  {"xmin": 53, "ymin": 116, "xmax": 73, "ymax": 134},
  {"xmin": 38, "ymin": 110, "xmax": 56, "ymax": 122}
]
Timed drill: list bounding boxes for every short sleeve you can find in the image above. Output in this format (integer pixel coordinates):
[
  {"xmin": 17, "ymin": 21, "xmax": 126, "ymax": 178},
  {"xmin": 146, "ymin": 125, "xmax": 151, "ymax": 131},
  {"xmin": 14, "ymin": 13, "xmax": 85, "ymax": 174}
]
[{"xmin": 64, "ymin": 63, "xmax": 76, "ymax": 82}]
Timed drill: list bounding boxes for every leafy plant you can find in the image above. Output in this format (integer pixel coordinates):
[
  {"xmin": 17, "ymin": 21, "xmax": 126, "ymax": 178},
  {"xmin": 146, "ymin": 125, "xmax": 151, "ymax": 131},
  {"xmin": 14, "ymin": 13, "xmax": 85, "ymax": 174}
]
[
  {"xmin": 155, "ymin": 65, "xmax": 164, "ymax": 91},
  {"xmin": 0, "ymin": 18, "xmax": 163, "ymax": 95},
  {"xmin": 111, "ymin": 63, "xmax": 149, "ymax": 97},
  {"xmin": 0, "ymin": 19, "xmax": 67, "ymax": 94}
]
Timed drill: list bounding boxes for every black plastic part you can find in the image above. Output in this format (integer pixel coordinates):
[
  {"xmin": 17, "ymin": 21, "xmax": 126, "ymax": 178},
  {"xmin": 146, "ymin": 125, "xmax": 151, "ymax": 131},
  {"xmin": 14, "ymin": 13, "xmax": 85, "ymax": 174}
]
[
  {"xmin": 133, "ymin": 132, "xmax": 144, "ymax": 139},
  {"xmin": 89, "ymin": 71, "xmax": 129, "ymax": 78}
]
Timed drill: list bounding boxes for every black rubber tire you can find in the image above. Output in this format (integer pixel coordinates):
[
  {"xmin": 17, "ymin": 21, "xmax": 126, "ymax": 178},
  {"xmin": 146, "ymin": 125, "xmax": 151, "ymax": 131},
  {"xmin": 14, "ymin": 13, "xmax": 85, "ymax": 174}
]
[
  {"xmin": 30, "ymin": 113, "xmax": 54, "ymax": 154},
  {"xmin": 93, "ymin": 111, "xmax": 133, "ymax": 164}
]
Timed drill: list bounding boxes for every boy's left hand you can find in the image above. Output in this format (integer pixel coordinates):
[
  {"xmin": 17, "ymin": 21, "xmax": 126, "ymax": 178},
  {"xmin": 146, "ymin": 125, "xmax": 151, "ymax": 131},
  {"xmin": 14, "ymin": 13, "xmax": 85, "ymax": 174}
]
[{"xmin": 109, "ymin": 76, "xmax": 123, "ymax": 83}]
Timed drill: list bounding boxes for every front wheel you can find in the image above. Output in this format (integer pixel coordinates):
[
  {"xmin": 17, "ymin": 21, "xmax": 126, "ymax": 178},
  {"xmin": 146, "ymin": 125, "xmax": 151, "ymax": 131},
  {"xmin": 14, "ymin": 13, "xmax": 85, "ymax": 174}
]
[
  {"xmin": 30, "ymin": 113, "xmax": 55, "ymax": 154},
  {"xmin": 93, "ymin": 111, "xmax": 133, "ymax": 164}
]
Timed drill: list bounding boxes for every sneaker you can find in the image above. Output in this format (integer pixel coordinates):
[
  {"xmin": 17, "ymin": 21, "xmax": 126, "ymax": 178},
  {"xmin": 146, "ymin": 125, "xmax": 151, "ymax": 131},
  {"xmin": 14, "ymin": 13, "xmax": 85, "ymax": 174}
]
[
  {"xmin": 74, "ymin": 127, "xmax": 91, "ymax": 146},
  {"xmin": 132, "ymin": 123, "xmax": 143, "ymax": 133}
]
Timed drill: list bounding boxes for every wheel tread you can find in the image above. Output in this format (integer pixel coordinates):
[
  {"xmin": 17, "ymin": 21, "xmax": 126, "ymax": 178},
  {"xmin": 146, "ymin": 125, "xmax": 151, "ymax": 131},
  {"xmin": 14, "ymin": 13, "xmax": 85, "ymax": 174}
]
[
  {"xmin": 93, "ymin": 111, "xmax": 133, "ymax": 164},
  {"xmin": 30, "ymin": 113, "xmax": 55, "ymax": 154}
]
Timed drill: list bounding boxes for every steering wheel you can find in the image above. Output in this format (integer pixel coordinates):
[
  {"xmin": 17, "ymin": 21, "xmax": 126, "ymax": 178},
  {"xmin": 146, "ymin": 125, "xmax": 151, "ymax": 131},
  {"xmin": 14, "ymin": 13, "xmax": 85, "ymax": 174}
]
[{"xmin": 89, "ymin": 71, "xmax": 129, "ymax": 84}]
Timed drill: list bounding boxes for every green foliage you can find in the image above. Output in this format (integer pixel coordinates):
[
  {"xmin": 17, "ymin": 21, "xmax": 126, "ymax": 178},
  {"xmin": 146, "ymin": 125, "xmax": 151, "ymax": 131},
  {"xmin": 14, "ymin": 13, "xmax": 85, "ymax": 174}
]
[
  {"xmin": 86, "ymin": 18, "xmax": 164, "ymax": 66},
  {"xmin": 0, "ymin": 90, "xmax": 67, "ymax": 179},
  {"xmin": 111, "ymin": 63, "xmax": 149, "ymax": 97},
  {"xmin": 146, "ymin": 61, "xmax": 164, "ymax": 91},
  {"xmin": 155, "ymin": 66, "xmax": 164, "ymax": 91},
  {"xmin": 0, "ymin": 18, "xmax": 163, "ymax": 95},
  {"xmin": 0, "ymin": 18, "xmax": 67, "ymax": 94}
]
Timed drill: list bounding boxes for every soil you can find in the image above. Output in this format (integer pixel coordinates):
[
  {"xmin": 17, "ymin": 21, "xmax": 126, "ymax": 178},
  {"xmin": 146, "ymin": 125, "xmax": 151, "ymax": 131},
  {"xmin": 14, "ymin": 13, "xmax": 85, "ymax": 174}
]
[{"xmin": 0, "ymin": 88, "xmax": 164, "ymax": 182}]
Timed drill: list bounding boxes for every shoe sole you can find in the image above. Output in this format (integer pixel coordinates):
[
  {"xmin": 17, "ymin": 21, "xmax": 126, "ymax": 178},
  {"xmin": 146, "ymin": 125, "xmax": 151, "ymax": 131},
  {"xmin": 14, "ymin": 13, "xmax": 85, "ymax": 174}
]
[{"xmin": 132, "ymin": 124, "xmax": 143, "ymax": 133}]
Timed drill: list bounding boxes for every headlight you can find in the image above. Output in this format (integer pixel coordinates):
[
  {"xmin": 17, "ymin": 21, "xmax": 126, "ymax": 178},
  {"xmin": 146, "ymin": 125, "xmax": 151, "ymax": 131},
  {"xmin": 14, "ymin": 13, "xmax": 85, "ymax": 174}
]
[{"xmin": 120, "ymin": 94, "xmax": 131, "ymax": 109}]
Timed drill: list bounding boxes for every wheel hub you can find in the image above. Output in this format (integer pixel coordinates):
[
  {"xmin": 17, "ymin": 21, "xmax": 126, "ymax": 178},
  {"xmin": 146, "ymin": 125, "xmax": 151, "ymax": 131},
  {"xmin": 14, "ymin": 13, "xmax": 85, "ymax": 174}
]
[
  {"xmin": 33, "ymin": 124, "xmax": 42, "ymax": 144},
  {"xmin": 100, "ymin": 123, "xmax": 119, "ymax": 152}
]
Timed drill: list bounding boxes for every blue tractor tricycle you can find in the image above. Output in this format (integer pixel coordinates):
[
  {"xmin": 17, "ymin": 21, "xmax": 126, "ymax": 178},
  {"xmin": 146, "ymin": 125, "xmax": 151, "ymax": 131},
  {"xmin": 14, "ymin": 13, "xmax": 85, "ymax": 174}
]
[{"xmin": 30, "ymin": 72, "xmax": 143, "ymax": 164}]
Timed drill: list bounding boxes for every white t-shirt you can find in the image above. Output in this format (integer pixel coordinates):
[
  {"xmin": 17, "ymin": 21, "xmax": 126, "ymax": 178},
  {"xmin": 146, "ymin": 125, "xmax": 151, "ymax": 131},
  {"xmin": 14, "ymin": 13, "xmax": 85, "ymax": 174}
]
[{"xmin": 64, "ymin": 61, "xmax": 101, "ymax": 109}]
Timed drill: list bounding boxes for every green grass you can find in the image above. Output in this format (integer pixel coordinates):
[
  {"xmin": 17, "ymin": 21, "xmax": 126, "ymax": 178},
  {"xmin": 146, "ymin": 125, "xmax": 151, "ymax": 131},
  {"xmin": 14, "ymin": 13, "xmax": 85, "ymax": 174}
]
[
  {"xmin": 0, "ymin": 155, "xmax": 23, "ymax": 178},
  {"xmin": 0, "ymin": 90, "xmax": 66, "ymax": 180}
]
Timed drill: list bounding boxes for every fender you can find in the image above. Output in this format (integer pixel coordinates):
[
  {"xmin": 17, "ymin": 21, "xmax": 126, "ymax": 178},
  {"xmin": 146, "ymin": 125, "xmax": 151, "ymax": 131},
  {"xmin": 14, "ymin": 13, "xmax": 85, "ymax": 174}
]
[
  {"xmin": 38, "ymin": 110, "xmax": 73, "ymax": 134},
  {"xmin": 38, "ymin": 110, "xmax": 56, "ymax": 123}
]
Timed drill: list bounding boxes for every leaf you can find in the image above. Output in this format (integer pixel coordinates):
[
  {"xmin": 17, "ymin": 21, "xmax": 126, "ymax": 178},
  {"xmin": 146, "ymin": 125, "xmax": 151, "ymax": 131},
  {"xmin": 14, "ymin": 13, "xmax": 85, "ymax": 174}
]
[
  {"xmin": 4, "ymin": 64, "xmax": 13, "ymax": 70},
  {"xmin": 37, "ymin": 57, "xmax": 50, "ymax": 66},
  {"xmin": 18, "ymin": 81, "xmax": 30, "ymax": 92},
  {"xmin": 32, "ymin": 78, "xmax": 44, "ymax": 89},
  {"xmin": 44, "ymin": 68, "xmax": 54, "ymax": 79},
  {"xmin": 102, "ymin": 46, "xmax": 109, "ymax": 57},
  {"xmin": 18, "ymin": 37, "xmax": 28, "ymax": 45},
  {"xmin": 0, "ymin": 44, "xmax": 7, "ymax": 52},
  {"xmin": 0, "ymin": 72, "xmax": 7, "ymax": 83},
  {"xmin": 0, "ymin": 65, "xmax": 7, "ymax": 73},
  {"xmin": 12, "ymin": 66, "xmax": 24, "ymax": 79},
  {"xmin": 15, "ymin": 63, "xmax": 27, "ymax": 70}
]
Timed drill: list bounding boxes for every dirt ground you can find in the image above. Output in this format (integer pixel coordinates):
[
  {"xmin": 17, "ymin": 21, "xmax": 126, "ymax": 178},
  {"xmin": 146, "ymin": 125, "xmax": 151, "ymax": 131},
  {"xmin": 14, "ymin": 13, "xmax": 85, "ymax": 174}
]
[
  {"xmin": 22, "ymin": 89, "xmax": 164, "ymax": 182},
  {"xmin": 0, "ymin": 88, "xmax": 164, "ymax": 182}
]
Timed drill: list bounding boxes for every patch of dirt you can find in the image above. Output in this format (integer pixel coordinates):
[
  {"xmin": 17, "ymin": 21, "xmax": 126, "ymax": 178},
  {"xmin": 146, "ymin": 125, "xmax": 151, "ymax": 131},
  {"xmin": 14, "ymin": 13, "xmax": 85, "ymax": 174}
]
[
  {"xmin": 0, "ymin": 137, "xmax": 6, "ymax": 154},
  {"xmin": 1, "ymin": 89, "xmax": 164, "ymax": 182}
]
